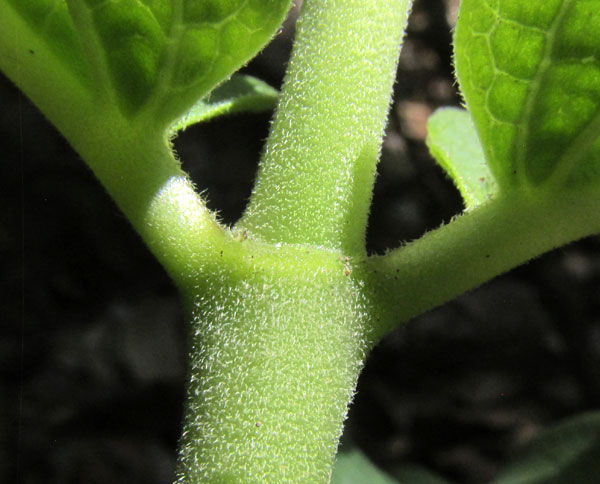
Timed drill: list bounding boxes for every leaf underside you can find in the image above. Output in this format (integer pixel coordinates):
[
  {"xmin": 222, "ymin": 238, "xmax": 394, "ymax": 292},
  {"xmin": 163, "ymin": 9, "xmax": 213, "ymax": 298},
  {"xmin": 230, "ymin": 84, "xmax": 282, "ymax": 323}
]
[
  {"xmin": 330, "ymin": 450, "xmax": 401, "ymax": 484},
  {"xmin": 169, "ymin": 73, "xmax": 278, "ymax": 133},
  {"xmin": 496, "ymin": 411, "xmax": 600, "ymax": 484},
  {"xmin": 454, "ymin": 0, "xmax": 600, "ymax": 190},
  {"xmin": 8, "ymin": 0, "xmax": 291, "ymax": 123},
  {"xmin": 331, "ymin": 449, "xmax": 452, "ymax": 484},
  {"xmin": 426, "ymin": 107, "xmax": 497, "ymax": 210}
]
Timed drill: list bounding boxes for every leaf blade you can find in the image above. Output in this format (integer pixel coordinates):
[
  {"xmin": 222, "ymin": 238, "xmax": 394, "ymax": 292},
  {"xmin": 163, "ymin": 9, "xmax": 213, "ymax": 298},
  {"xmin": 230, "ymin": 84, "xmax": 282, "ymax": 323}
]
[
  {"xmin": 6, "ymin": 0, "xmax": 91, "ymax": 85},
  {"xmin": 426, "ymin": 107, "xmax": 497, "ymax": 209},
  {"xmin": 331, "ymin": 450, "xmax": 401, "ymax": 484},
  {"xmin": 454, "ymin": 0, "xmax": 600, "ymax": 190},
  {"xmin": 129, "ymin": 0, "xmax": 291, "ymax": 121},
  {"xmin": 169, "ymin": 73, "xmax": 278, "ymax": 133},
  {"xmin": 7, "ymin": 0, "xmax": 292, "ymax": 123},
  {"xmin": 495, "ymin": 411, "xmax": 600, "ymax": 484},
  {"xmin": 331, "ymin": 449, "xmax": 453, "ymax": 484}
]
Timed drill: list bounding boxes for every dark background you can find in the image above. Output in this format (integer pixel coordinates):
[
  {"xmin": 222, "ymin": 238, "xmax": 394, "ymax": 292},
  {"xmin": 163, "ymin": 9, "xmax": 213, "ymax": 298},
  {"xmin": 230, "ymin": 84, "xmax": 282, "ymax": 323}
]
[{"xmin": 2, "ymin": 1, "xmax": 600, "ymax": 483}]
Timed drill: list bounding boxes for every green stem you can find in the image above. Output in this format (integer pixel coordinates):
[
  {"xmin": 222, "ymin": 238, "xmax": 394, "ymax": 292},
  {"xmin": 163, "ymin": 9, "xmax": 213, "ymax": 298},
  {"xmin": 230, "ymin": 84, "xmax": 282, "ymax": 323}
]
[
  {"xmin": 238, "ymin": 0, "xmax": 411, "ymax": 255},
  {"xmin": 61, "ymin": 111, "xmax": 231, "ymax": 288},
  {"xmin": 175, "ymin": 2, "xmax": 413, "ymax": 480},
  {"xmin": 363, "ymin": 188, "xmax": 600, "ymax": 338},
  {"xmin": 175, "ymin": 244, "xmax": 374, "ymax": 483}
]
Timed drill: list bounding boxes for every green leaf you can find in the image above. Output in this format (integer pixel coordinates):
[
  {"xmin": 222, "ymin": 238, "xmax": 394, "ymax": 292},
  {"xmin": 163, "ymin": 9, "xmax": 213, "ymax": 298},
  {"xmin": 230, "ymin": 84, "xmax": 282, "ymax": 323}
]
[
  {"xmin": 7, "ymin": 0, "xmax": 291, "ymax": 121},
  {"xmin": 426, "ymin": 107, "xmax": 497, "ymax": 210},
  {"xmin": 5, "ymin": 0, "xmax": 91, "ymax": 84},
  {"xmin": 454, "ymin": 0, "xmax": 600, "ymax": 189},
  {"xmin": 394, "ymin": 465, "xmax": 454, "ymax": 484},
  {"xmin": 169, "ymin": 73, "xmax": 278, "ymax": 133},
  {"xmin": 331, "ymin": 450, "xmax": 453, "ymax": 484},
  {"xmin": 331, "ymin": 450, "xmax": 401, "ymax": 484},
  {"xmin": 495, "ymin": 411, "xmax": 600, "ymax": 484}
]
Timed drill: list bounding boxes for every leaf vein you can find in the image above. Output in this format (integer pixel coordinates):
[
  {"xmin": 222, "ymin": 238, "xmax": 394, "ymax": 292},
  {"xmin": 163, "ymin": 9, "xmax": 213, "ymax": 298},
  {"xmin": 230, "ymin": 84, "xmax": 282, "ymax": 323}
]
[{"xmin": 514, "ymin": 0, "xmax": 575, "ymax": 186}]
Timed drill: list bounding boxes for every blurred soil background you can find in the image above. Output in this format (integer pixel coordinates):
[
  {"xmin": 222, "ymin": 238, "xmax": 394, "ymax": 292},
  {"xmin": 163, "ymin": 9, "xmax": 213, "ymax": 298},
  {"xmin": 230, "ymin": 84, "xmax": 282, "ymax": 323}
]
[{"xmin": 2, "ymin": 1, "xmax": 600, "ymax": 482}]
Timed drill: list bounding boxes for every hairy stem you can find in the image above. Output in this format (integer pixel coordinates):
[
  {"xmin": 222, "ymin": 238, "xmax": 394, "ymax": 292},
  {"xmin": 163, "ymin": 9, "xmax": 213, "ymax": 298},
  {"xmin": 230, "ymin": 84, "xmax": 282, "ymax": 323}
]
[
  {"xmin": 176, "ymin": 244, "xmax": 374, "ymax": 483},
  {"xmin": 238, "ymin": 0, "xmax": 411, "ymax": 255},
  {"xmin": 363, "ymin": 188, "xmax": 600, "ymax": 338}
]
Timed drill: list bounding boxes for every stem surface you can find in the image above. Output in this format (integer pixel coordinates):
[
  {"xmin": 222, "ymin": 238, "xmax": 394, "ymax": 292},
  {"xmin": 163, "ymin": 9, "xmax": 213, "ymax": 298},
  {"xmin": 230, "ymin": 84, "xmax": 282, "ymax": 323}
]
[
  {"xmin": 175, "ymin": 245, "xmax": 374, "ymax": 483},
  {"xmin": 238, "ymin": 0, "xmax": 411, "ymax": 255},
  {"xmin": 364, "ymin": 188, "xmax": 600, "ymax": 338}
]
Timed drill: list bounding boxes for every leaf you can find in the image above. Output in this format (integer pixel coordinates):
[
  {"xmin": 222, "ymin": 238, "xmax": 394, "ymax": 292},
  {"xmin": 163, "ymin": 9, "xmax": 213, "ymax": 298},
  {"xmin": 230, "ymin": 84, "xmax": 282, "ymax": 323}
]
[
  {"xmin": 394, "ymin": 465, "xmax": 454, "ymax": 484},
  {"xmin": 331, "ymin": 450, "xmax": 401, "ymax": 484},
  {"xmin": 5, "ymin": 0, "xmax": 91, "ymax": 84},
  {"xmin": 495, "ymin": 411, "xmax": 600, "ymax": 484},
  {"xmin": 331, "ymin": 450, "xmax": 453, "ymax": 484},
  {"xmin": 426, "ymin": 107, "xmax": 497, "ymax": 210},
  {"xmin": 454, "ymin": 0, "xmax": 600, "ymax": 189},
  {"xmin": 7, "ymin": 0, "xmax": 291, "ymax": 121},
  {"xmin": 169, "ymin": 73, "xmax": 278, "ymax": 133}
]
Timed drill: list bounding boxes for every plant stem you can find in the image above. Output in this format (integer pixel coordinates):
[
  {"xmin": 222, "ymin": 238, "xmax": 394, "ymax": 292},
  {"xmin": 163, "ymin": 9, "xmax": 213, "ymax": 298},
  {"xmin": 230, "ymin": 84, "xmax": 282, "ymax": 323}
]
[
  {"xmin": 176, "ymin": 244, "xmax": 375, "ymax": 483},
  {"xmin": 364, "ymin": 188, "xmax": 600, "ymax": 338},
  {"xmin": 65, "ymin": 115, "xmax": 229, "ymax": 287},
  {"xmin": 238, "ymin": 0, "xmax": 411, "ymax": 255},
  {"xmin": 174, "ymin": 2, "xmax": 414, "ymax": 480}
]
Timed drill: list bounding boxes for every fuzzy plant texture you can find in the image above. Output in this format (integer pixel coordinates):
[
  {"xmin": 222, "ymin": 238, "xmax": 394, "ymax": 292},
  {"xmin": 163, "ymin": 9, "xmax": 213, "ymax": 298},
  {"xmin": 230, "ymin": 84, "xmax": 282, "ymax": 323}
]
[{"xmin": 2, "ymin": 0, "xmax": 600, "ymax": 483}]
